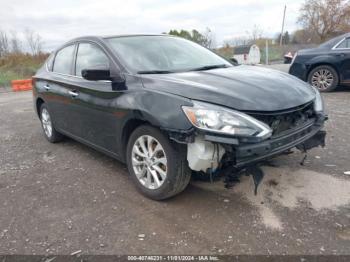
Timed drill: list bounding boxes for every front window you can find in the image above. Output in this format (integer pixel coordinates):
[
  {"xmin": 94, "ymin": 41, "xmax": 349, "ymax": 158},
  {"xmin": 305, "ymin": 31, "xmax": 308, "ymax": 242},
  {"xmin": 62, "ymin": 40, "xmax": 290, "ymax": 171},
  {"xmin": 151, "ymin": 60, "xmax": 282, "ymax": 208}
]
[
  {"xmin": 106, "ymin": 36, "xmax": 231, "ymax": 73},
  {"xmin": 75, "ymin": 43, "xmax": 110, "ymax": 76}
]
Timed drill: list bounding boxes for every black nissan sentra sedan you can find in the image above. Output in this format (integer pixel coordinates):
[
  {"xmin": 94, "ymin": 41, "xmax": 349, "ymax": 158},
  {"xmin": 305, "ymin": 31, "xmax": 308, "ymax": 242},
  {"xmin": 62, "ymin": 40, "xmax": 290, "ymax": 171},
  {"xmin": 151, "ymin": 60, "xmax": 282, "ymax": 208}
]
[{"xmin": 33, "ymin": 35, "xmax": 327, "ymax": 200}]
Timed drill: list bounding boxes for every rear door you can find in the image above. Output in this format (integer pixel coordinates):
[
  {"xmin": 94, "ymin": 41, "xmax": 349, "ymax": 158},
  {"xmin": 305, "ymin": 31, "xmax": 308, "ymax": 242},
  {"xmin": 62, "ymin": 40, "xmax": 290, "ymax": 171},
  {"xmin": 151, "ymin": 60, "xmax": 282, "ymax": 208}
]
[
  {"xmin": 45, "ymin": 44, "xmax": 81, "ymax": 134},
  {"xmin": 333, "ymin": 37, "xmax": 350, "ymax": 82}
]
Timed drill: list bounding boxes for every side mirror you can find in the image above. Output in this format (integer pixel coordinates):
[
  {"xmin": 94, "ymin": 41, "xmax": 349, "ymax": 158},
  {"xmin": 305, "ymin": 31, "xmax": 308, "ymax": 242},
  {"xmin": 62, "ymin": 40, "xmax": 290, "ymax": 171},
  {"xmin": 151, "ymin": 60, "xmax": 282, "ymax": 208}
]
[
  {"xmin": 81, "ymin": 68, "xmax": 126, "ymax": 90},
  {"xmin": 81, "ymin": 69, "xmax": 111, "ymax": 81}
]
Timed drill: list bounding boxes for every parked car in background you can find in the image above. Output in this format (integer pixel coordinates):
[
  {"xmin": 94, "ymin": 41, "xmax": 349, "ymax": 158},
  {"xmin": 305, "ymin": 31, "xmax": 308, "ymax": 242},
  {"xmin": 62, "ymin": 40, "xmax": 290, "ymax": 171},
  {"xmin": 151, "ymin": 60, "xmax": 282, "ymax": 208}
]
[
  {"xmin": 289, "ymin": 33, "xmax": 350, "ymax": 92},
  {"xmin": 33, "ymin": 35, "xmax": 327, "ymax": 200}
]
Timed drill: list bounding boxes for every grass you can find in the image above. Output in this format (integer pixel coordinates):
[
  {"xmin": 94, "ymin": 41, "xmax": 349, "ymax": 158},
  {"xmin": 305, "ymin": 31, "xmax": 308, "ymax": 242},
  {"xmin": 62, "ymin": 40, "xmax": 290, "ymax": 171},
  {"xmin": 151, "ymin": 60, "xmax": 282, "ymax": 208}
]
[
  {"xmin": 0, "ymin": 53, "xmax": 48, "ymax": 87},
  {"xmin": 260, "ymin": 47, "xmax": 285, "ymax": 63}
]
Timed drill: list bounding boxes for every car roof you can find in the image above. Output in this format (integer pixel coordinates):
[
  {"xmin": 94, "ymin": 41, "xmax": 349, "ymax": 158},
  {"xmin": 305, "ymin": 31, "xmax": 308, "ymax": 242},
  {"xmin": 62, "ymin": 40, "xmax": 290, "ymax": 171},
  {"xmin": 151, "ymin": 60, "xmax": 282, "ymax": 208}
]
[
  {"xmin": 338, "ymin": 32, "xmax": 350, "ymax": 38},
  {"xmin": 57, "ymin": 34, "xmax": 174, "ymax": 50},
  {"xmin": 319, "ymin": 32, "xmax": 350, "ymax": 48},
  {"xmin": 103, "ymin": 34, "xmax": 170, "ymax": 39},
  {"xmin": 68, "ymin": 34, "xmax": 171, "ymax": 42}
]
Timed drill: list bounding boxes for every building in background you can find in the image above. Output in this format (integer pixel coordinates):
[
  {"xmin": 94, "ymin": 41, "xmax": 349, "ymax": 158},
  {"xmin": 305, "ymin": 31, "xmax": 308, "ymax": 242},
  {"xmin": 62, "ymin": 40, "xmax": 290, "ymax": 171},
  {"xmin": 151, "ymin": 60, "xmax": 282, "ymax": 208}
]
[{"xmin": 232, "ymin": 44, "xmax": 261, "ymax": 65}]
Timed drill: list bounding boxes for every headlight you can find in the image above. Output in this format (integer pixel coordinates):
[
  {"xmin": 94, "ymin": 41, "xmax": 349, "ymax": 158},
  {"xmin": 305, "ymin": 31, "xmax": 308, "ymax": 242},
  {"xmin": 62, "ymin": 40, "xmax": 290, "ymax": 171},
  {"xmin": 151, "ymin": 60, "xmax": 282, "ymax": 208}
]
[
  {"xmin": 182, "ymin": 101, "xmax": 272, "ymax": 139},
  {"xmin": 312, "ymin": 86, "xmax": 324, "ymax": 112}
]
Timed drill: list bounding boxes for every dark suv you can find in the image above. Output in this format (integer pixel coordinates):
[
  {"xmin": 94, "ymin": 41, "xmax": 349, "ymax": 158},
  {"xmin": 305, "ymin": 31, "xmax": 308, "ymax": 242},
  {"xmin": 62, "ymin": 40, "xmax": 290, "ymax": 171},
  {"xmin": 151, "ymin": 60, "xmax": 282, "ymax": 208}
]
[
  {"xmin": 33, "ymin": 35, "xmax": 327, "ymax": 200},
  {"xmin": 289, "ymin": 33, "xmax": 350, "ymax": 92}
]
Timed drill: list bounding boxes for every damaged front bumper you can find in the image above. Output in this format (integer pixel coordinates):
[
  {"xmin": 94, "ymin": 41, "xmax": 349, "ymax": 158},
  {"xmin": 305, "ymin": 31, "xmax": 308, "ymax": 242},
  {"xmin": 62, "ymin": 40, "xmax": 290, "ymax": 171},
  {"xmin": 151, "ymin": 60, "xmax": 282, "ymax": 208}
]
[
  {"xmin": 232, "ymin": 119, "xmax": 326, "ymax": 168},
  {"xmin": 186, "ymin": 114, "xmax": 327, "ymax": 172}
]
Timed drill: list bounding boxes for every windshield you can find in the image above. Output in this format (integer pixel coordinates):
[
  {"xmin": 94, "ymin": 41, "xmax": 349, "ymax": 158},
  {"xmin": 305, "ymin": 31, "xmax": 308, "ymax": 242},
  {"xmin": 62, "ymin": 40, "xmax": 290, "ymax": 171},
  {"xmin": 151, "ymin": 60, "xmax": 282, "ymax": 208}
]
[{"xmin": 106, "ymin": 35, "xmax": 232, "ymax": 73}]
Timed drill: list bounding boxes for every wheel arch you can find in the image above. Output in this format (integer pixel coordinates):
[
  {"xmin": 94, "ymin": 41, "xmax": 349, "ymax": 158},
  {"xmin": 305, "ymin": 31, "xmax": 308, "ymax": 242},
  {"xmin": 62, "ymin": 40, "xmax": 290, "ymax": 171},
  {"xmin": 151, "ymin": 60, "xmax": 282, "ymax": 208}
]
[
  {"xmin": 116, "ymin": 89, "xmax": 194, "ymax": 161},
  {"xmin": 36, "ymin": 97, "xmax": 45, "ymax": 118},
  {"xmin": 119, "ymin": 116, "xmax": 194, "ymax": 162},
  {"xmin": 307, "ymin": 62, "xmax": 339, "ymax": 81},
  {"xmin": 120, "ymin": 118, "xmax": 149, "ymax": 162}
]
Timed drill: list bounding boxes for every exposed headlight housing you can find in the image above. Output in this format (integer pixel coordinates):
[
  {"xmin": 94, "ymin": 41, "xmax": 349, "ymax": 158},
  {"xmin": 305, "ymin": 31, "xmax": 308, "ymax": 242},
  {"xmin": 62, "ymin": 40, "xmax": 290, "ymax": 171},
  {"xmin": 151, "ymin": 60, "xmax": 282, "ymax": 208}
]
[
  {"xmin": 312, "ymin": 86, "xmax": 324, "ymax": 113},
  {"xmin": 182, "ymin": 101, "xmax": 272, "ymax": 139}
]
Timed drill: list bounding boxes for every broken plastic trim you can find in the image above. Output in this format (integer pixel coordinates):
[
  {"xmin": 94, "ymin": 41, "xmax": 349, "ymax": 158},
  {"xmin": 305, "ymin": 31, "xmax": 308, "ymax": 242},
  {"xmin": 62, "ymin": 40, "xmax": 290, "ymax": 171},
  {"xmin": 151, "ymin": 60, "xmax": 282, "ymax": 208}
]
[
  {"xmin": 164, "ymin": 127, "xmax": 195, "ymax": 144},
  {"xmin": 222, "ymin": 130, "xmax": 326, "ymax": 194},
  {"xmin": 296, "ymin": 130, "xmax": 326, "ymax": 152},
  {"xmin": 297, "ymin": 130, "xmax": 326, "ymax": 166},
  {"xmin": 222, "ymin": 165, "xmax": 265, "ymax": 195}
]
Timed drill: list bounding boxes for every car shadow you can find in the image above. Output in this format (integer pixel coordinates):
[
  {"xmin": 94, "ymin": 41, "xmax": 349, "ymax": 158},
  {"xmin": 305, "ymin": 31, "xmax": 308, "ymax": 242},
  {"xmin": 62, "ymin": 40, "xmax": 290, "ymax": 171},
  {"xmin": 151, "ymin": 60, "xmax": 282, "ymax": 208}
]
[
  {"xmin": 334, "ymin": 85, "xmax": 350, "ymax": 92},
  {"xmin": 60, "ymin": 136, "xmax": 127, "ymax": 171},
  {"xmin": 57, "ymin": 135, "xmax": 241, "ymax": 203}
]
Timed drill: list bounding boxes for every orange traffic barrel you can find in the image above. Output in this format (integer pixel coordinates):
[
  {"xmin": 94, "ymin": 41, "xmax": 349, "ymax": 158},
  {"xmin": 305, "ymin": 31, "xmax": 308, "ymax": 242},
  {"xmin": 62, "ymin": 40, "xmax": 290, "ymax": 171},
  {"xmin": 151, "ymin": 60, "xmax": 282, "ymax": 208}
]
[{"xmin": 11, "ymin": 79, "xmax": 33, "ymax": 92}]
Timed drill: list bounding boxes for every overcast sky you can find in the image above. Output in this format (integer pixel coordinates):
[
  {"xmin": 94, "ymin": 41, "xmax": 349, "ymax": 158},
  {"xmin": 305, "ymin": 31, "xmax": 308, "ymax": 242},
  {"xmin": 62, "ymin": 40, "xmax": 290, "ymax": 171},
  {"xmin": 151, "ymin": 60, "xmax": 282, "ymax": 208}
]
[{"xmin": 0, "ymin": 0, "xmax": 305, "ymax": 51}]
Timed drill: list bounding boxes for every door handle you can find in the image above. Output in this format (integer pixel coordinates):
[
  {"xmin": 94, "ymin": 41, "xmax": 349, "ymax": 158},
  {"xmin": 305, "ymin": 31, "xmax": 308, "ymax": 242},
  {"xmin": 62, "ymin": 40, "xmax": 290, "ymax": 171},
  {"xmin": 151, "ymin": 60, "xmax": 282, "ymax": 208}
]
[
  {"xmin": 68, "ymin": 90, "xmax": 79, "ymax": 98},
  {"xmin": 44, "ymin": 84, "xmax": 50, "ymax": 91}
]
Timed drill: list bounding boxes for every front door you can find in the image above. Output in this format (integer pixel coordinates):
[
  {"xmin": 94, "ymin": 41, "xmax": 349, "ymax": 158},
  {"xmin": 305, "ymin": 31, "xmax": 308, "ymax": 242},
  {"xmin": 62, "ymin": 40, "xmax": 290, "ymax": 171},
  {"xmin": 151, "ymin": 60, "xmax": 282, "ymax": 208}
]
[{"xmin": 68, "ymin": 42, "xmax": 124, "ymax": 154}]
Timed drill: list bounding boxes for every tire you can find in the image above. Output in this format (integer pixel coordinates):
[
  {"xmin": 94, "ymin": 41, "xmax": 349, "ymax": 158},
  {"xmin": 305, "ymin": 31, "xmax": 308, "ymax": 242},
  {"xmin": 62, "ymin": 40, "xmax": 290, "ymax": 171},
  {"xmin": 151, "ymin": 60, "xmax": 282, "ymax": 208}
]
[
  {"xmin": 307, "ymin": 65, "xmax": 339, "ymax": 92},
  {"xmin": 126, "ymin": 125, "xmax": 191, "ymax": 200},
  {"xmin": 39, "ymin": 103, "xmax": 64, "ymax": 143}
]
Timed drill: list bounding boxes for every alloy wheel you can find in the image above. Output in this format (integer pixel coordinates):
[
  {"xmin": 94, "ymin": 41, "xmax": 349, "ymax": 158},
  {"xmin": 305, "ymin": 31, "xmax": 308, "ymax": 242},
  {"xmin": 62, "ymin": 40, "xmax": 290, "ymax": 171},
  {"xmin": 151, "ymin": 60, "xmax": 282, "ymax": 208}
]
[
  {"xmin": 41, "ymin": 108, "xmax": 53, "ymax": 138},
  {"xmin": 131, "ymin": 135, "xmax": 167, "ymax": 190},
  {"xmin": 311, "ymin": 68, "xmax": 334, "ymax": 91}
]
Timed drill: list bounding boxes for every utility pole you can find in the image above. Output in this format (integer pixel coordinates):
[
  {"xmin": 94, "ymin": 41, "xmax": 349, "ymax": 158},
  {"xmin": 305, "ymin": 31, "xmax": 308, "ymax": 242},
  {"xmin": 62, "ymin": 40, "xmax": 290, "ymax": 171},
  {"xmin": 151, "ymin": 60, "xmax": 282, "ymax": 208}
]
[{"xmin": 279, "ymin": 5, "xmax": 286, "ymax": 46}]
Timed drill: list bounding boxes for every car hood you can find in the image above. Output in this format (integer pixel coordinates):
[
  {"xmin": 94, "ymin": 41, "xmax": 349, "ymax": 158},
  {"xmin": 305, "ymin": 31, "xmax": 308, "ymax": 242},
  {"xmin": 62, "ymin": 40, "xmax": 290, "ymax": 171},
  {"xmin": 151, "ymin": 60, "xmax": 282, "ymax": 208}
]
[{"xmin": 140, "ymin": 65, "xmax": 315, "ymax": 112}]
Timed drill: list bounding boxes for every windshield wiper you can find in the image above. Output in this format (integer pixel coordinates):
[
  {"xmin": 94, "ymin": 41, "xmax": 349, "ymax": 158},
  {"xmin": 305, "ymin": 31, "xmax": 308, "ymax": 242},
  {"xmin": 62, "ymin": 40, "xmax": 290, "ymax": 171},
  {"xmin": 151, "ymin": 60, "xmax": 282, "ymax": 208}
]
[
  {"xmin": 137, "ymin": 70, "xmax": 174, "ymax": 74},
  {"xmin": 137, "ymin": 64, "xmax": 229, "ymax": 74},
  {"xmin": 189, "ymin": 64, "xmax": 229, "ymax": 71}
]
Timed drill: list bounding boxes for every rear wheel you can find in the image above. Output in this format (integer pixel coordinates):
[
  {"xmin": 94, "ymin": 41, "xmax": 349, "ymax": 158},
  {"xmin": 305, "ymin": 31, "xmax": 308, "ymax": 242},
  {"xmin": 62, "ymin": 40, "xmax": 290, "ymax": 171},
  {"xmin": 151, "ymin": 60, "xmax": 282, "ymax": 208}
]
[
  {"xmin": 40, "ymin": 104, "xmax": 64, "ymax": 143},
  {"xmin": 307, "ymin": 65, "xmax": 338, "ymax": 92},
  {"xmin": 126, "ymin": 125, "xmax": 191, "ymax": 200}
]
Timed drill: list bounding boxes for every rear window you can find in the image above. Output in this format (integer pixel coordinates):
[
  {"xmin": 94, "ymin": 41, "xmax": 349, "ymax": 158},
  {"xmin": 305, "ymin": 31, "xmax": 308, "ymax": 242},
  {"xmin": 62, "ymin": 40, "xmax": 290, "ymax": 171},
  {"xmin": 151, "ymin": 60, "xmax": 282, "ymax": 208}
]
[
  {"xmin": 45, "ymin": 53, "xmax": 55, "ymax": 71},
  {"xmin": 336, "ymin": 38, "xmax": 350, "ymax": 49},
  {"xmin": 53, "ymin": 45, "xmax": 75, "ymax": 75}
]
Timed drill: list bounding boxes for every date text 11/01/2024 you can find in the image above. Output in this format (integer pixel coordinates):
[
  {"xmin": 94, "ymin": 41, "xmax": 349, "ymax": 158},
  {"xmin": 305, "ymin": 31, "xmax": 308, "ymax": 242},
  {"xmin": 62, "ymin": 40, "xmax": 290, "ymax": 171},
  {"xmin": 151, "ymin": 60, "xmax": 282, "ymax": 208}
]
[{"xmin": 127, "ymin": 255, "xmax": 219, "ymax": 261}]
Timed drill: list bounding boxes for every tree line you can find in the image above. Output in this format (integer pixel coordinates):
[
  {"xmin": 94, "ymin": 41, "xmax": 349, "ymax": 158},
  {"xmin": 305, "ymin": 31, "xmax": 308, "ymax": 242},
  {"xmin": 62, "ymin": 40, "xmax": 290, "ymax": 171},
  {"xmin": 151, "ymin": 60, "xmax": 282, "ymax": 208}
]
[
  {"xmin": 298, "ymin": 0, "xmax": 350, "ymax": 42},
  {"xmin": 168, "ymin": 28, "xmax": 215, "ymax": 48},
  {"xmin": 279, "ymin": 0, "xmax": 349, "ymax": 44},
  {"xmin": 170, "ymin": 0, "xmax": 350, "ymax": 48},
  {"xmin": 0, "ymin": 28, "xmax": 44, "ymax": 57},
  {"xmin": 1, "ymin": 0, "xmax": 349, "ymax": 57}
]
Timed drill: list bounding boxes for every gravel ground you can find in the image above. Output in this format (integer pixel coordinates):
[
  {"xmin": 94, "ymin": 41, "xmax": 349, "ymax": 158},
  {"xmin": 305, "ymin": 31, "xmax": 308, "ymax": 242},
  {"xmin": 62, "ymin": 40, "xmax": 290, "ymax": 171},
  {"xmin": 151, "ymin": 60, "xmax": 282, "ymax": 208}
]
[{"xmin": 0, "ymin": 85, "xmax": 349, "ymax": 255}]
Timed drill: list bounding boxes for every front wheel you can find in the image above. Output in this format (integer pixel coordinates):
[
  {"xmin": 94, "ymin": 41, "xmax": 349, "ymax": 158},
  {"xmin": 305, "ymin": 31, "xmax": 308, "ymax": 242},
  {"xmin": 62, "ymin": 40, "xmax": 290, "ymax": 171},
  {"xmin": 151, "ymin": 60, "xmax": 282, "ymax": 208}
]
[
  {"xmin": 126, "ymin": 125, "xmax": 191, "ymax": 200},
  {"xmin": 307, "ymin": 65, "xmax": 339, "ymax": 92}
]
